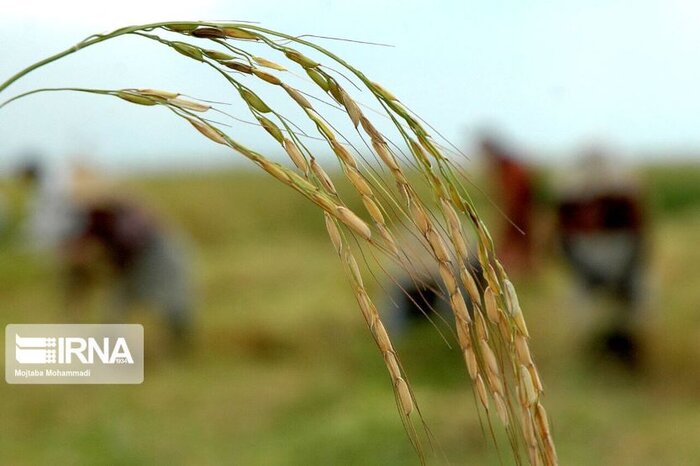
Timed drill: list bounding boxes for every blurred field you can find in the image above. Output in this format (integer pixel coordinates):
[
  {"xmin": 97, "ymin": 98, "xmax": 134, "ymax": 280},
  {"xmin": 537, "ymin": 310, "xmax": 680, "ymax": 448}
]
[{"xmin": 2, "ymin": 165, "xmax": 700, "ymax": 465}]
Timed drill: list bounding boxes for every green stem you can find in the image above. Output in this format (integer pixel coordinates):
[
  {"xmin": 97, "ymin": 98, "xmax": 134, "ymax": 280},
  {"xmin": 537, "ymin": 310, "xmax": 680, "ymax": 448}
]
[
  {"xmin": 0, "ymin": 21, "xmax": 213, "ymax": 95},
  {"xmin": 0, "ymin": 87, "xmax": 110, "ymax": 110},
  {"xmin": 0, "ymin": 34, "xmax": 115, "ymax": 94}
]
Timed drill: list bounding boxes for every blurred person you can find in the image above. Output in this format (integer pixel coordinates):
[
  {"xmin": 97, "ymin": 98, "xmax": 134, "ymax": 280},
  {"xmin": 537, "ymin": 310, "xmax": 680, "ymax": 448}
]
[
  {"xmin": 64, "ymin": 195, "xmax": 194, "ymax": 347},
  {"xmin": 554, "ymin": 149, "xmax": 648, "ymax": 371},
  {"xmin": 16, "ymin": 158, "xmax": 195, "ymax": 348},
  {"xmin": 479, "ymin": 133, "xmax": 535, "ymax": 273},
  {"xmin": 16, "ymin": 156, "xmax": 77, "ymax": 252}
]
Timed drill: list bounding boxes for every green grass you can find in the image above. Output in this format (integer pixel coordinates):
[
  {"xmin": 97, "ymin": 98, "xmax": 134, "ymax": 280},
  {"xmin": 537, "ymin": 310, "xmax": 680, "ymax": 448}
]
[
  {"xmin": 1, "ymin": 165, "xmax": 700, "ymax": 465},
  {"xmin": 645, "ymin": 165, "xmax": 700, "ymax": 215}
]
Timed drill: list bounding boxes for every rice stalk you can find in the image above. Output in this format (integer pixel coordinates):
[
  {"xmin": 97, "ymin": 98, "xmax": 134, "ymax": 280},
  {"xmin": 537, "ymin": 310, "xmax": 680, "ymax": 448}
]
[{"xmin": 0, "ymin": 21, "xmax": 556, "ymax": 465}]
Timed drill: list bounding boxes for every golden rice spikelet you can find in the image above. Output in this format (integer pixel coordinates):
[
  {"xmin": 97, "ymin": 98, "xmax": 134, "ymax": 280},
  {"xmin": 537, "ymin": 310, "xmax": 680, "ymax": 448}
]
[
  {"xmin": 371, "ymin": 140, "xmax": 400, "ymax": 171},
  {"xmin": 529, "ymin": 364, "xmax": 544, "ymax": 393},
  {"xmin": 340, "ymin": 88, "xmax": 362, "ymax": 128},
  {"xmin": 495, "ymin": 259, "xmax": 509, "ymax": 282},
  {"xmin": 225, "ymin": 61, "xmax": 253, "ymax": 74},
  {"xmin": 306, "ymin": 109, "xmax": 336, "ymax": 141},
  {"xmin": 529, "ymin": 447, "xmax": 543, "ymax": 466},
  {"xmin": 282, "ymin": 84, "xmax": 313, "ymax": 109},
  {"xmin": 488, "ymin": 370, "xmax": 505, "ymax": 397},
  {"xmin": 426, "ymin": 229, "xmax": 450, "ymax": 263},
  {"xmin": 285, "ymin": 48, "xmax": 319, "ymax": 68},
  {"xmin": 360, "ymin": 116, "xmax": 384, "ymax": 142},
  {"xmin": 253, "ymin": 68, "xmax": 282, "ymax": 85},
  {"xmin": 356, "ymin": 290, "xmax": 374, "ymax": 324},
  {"xmin": 396, "ymin": 378, "xmax": 414, "ymax": 416},
  {"xmin": 534, "ymin": 402, "xmax": 551, "ymax": 437},
  {"xmin": 447, "ymin": 223, "xmax": 469, "ymax": 262},
  {"xmin": 116, "ymin": 91, "xmax": 157, "ymax": 106},
  {"xmin": 417, "ymin": 132, "xmax": 444, "ymax": 162},
  {"xmin": 463, "ymin": 348, "xmax": 479, "ymax": 380},
  {"xmin": 370, "ymin": 81, "xmax": 398, "ymax": 101},
  {"xmin": 137, "ymin": 88, "xmax": 179, "ymax": 99},
  {"xmin": 440, "ymin": 198, "xmax": 469, "ymax": 255},
  {"xmin": 438, "ymin": 263, "xmax": 457, "ymax": 294},
  {"xmin": 377, "ymin": 224, "xmax": 399, "ymax": 256},
  {"xmin": 475, "ymin": 374, "xmax": 489, "ymax": 411},
  {"xmin": 335, "ymin": 206, "xmax": 372, "ymax": 241},
  {"xmin": 543, "ymin": 436, "xmax": 558, "ymax": 466},
  {"xmin": 535, "ymin": 403, "xmax": 558, "ymax": 464},
  {"xmin": 450, "ymin": 292, "xmax": 471, "ymax": 324},
  {"xmin": 384, "ymin": 352, "xmax": 402, "ymax": 380},
  {"xmin": 330, "ymin": 140, "xmax": 358, "ymax": 169},
  {"xmin": 460, "ymin": 267, "xmax": 481, "ymax": 303},
  {"xmin": 188, "ymin": 119, "xmax": 227, "ymax": 145},
  {"xmin": 258, "ymin": 160, "xmax": 290, "ymax": 184},
  {"xmin": 483, "ymin": 286, "xmax": 500, "ymax": 324},
  {"xmin": 521, "ymin": 404, "xmax": 536, "ymax": 446},
  {"xmin": 485, "ymin": 264, "xmax": 501, "ymax": 294},
  {"xmin": 324, "ymin": 213, "xmax": 342, "ymax": 255},
  {"xmin": 455, "ymin": 318, "xmax": 470, "ymax": 345},
  {"xmin": 498, "ymin": 308, "xmax": 513, "ymax": 343},
  {"xmin": 310, "ymin": 159, "xmax": 336, "ymax": 194},
  {"xmin": 515, "ymin": 334, "xmax": 534, "ymax": 366},
  {"xmin": 253, "ymin": 56, "xmax": 286, "ymax": 71},
  {"xmin": 345, "ymin": 250, "xmax": 364, "ymax": 287},
  {"xmin": 326, "ymin": 77, "xmax": 344, "ymax": 103},
  {"xmin": 479, "ymin": 339, "xmax": 500, "ymax": 378},
  {"xmin": 222, "ymin": 27, "xmax": 258, "ymax": 40},
  {"xmin": 168, "ymin": 97, "xmax": 210, "ymax": 112},
  {"xmin": 519, "ymin": 364, "xmax": 538, "ymax": 406},
  {"xmin": 445, "ymin": 225, "xmax": 469, "ymax": 263},
  {"xmin": 409, "ymin": 201, "xmax": 430, "ymax": 235},
  {"xmin": 456, "ymin": 324, "xmax": 478, "ymax": 378},
  {"xmin": 505, "ymin": 279, "xmax": 530, "ymax": 337},
  {"xmin": 504, "ymin": 278, "xmax": 520, "ymax": 314},
  {"xmin": 476, "ymin": 219, "xmax": 495, "ymax": 249},
  {"xmin": 346, "ymin": 168, "xmax": 373, "ymax": 197},
  {"xmin": 493, "ymin": 391, "xmax": 510, "ymax": 426},
  {"xmin": 373, "ymin": 320, "xmax": 393, "ymax": 352},
  {"xmin": 474, "ymin": 310, "xmax": 489, "ymax": 341},
  {"xmin": 310, "ymin": 192, "xmax": 336, "ymax": 213},
  {"xmin": 286, "ymin": 171, "xmax": 311, "ymax": 191},
  {"xmin": 513, "ymin": 306, "xmax": 531, "ymax": 340},
  {"xmin": 362, "ymin": 197, "xmax": 385, "ymax": 224},
  {"xmin": 282, "ymin": 138, "xmax": 308, "ymax": 174},
  {"xmin": 409, "ymin": 138, "xmax": 432, "ymax": 168}
]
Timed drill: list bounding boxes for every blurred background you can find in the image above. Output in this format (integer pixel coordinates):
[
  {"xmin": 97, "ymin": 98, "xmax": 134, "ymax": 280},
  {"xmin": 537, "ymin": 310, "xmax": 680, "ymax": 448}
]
[{"xmin": 2, "ymin": 1, "xmax": 700, "ymax": 465}]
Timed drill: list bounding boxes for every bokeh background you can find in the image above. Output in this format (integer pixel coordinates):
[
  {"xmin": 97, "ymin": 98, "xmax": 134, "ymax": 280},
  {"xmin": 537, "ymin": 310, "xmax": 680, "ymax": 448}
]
[{"xmin": 2, "ymin": 1, "xmax": 700, "ymax": 465}]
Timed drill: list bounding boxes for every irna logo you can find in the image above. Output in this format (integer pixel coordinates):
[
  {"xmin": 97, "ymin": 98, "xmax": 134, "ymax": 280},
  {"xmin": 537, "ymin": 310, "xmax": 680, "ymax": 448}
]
[
  {"xmin": 15, "ymin": 334, "xmax": 134, "ymax": 365},
  {"xmin": 6, "ymin": 324, "xmax": 143, "ymax": 384}
]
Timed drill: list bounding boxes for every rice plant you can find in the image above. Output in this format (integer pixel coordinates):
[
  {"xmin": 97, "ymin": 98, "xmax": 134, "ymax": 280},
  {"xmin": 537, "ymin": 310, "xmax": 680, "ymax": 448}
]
[{"xmin": 0, "ymin": 21, "xmax": 557, "ymax": 465}]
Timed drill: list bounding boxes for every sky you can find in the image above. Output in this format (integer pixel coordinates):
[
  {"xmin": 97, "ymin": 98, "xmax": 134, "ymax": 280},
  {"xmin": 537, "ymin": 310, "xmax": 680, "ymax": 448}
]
[{"xmin": 1, "ymin": 0, "xmax": 700, "ymax": 172}]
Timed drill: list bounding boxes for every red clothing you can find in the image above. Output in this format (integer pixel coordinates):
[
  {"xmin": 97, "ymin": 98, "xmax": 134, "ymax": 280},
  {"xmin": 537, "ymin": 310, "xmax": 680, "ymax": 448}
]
[
  {"xmin": 76, "ymin": 201, "xmax": 159, "ymax": 270},
  {"xmin": 497, "ymin": 157, "xmax": 533, "ymax": 236},
  {"xmin": 480, "ymin": 136, "xmax": 536, "ymax": 272},
  {"xmin": 558, "ymin": 194, "xmax": 643, "ymax": 234}
]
